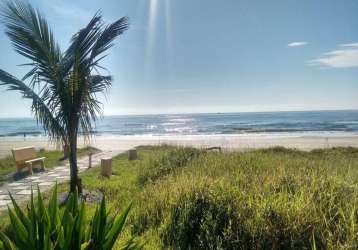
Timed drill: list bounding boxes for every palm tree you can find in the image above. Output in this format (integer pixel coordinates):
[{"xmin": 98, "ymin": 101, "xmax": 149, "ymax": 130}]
[{"xmin": 0, "ymin": 1, "xmax": 129, "ymax": 193}]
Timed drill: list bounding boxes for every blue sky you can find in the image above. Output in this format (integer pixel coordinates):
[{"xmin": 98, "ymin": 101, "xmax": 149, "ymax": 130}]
[{"xmin": 0, "ymin": 0, "xmax": 357, "ymax": 117}]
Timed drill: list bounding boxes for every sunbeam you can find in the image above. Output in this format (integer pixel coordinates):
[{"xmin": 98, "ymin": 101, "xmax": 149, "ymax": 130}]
[
  {"xmin": 165, "ymin": 0, "xmax": 173, "ymax": 78},
  {"xmin": 146, "ymin": 0, "xmax": 159, "ymax": 60},
  {"xmin": 144, "ymin": 0, "xmax": 173, "ymax": 79}
]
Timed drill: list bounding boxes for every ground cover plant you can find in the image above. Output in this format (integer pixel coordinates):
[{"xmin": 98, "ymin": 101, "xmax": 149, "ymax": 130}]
[
  {"xmin": 0, "ymin": 184, "xmax": 138, "ymax": 250},
  {"xmin": 1, "ymin": 145, "xmax": 358, "ymax": 249},
  {"xmin": 70, "ymin": 145, "xmax": 358, "ymax": 249}
]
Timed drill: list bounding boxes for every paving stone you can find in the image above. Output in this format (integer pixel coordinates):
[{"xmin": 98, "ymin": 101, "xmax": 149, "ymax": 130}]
[
  {"xmin": 0, "ymin": 151, "xmax": 120, "ymax": 214},
  {"xmin": 38, "ymin": 182, "xmax": 55, "ymax": 186},
  {"xmin": 10, "ymin": 185, "xmax": 31, "ymax": 190},
  {"xmin": 16, "ymin": 190, "xmax": 32, "ymax": 195},
  {"xmin": 10, "ymin": 194, "xmax": 28, "ymax": 200},
  {"xmin": 32, "ymin": 178, "xmax": 47, "ymax": 183},
  {"xmin": 8, "ymin": 182, "xmax": 24, "ymax": 187},
  {"xmin": 0, "ymin": 195, "xmax": 10, "ymax": 200},
  {"xmin": 0, "ymin": 200, "xmax": 12, "ymax": 206},
  {"xmin": 27, "ymin": 176, "xmax": 40, "ymax": 180},
  {"xmin": 48, "ymin": 174, "xmax": 61, "ymax": 177},
  {"xmin": 58, "ymin": 169, "xmax": 70, "ymax": 172},
  {"xmin": 55, "ymin": 176, "xmax": 69, "ymax": 179}
]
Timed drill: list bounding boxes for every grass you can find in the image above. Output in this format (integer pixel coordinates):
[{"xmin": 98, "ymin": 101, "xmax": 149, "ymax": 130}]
[
  {"xmin": 53, "ymin": 145, "xmax": 358, "ymax": 249},
  {"xmin": 0, "ymin": 146, "xmax": 99, "ymax": 185},
  {"xmin": 2, "ymin": 145, "xmax": 358, "ymax": 249}
]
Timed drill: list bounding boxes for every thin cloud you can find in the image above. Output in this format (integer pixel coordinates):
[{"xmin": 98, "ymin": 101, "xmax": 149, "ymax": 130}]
[
  {"xmin": 309, "ymin": 43, "xmax": 358, "ymax": 68},
  {"xmin": 51, "ymin": 4, "xmax": 93, "ymax": 23},
  {"xmin": 287, "ymin": 41, "xmax": 308, "ymax": 47},
  {"xmin": 39, "ymin": 0, "xmax": 98, "ymax": 24},
  {"xmin": 340, "ymin": 43, "xmax": 358, "ymax": 48}
]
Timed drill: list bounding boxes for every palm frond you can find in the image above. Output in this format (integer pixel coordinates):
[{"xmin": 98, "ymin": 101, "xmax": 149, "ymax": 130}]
[
  {"xmin": 1, "ymin": 0, "xmax": 62, "ymax": 85},
  {"xmin": 63, "ymin": 12, "xmax": 103, "ymax": 71},
  {"xmin": 90, "ymin": 17, "xmax": 129, "ymax": 66},
  {"xmin": 0, "ymin": 69, "xmax": 66, "ymax": 141},
  {"xmin": 89, "ymin": 75, "xmax": 112, "ymax": 93},
  {"xmin": 1, "ymin": 1, "xmax": 130, "ymax": 193}
]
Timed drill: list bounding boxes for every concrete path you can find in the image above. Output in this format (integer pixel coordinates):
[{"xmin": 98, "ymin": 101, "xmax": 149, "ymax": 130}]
[{"xmin": 0, "ymin": 150, "xmax": 121, "ymax": 211}]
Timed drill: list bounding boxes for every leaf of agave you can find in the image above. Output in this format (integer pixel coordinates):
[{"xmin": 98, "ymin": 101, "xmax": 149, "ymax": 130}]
[
  {"xmin": 74, "ymin": 191, "xmax": 79, "ymax": 210},
  {"xmin": 7, "ymin": 207, "xmax": 28, "ymax": 247},
  {"xmin": 29, "ymin": 188, "xmax": 38, "ymax": 249},
  {"xmin": 37, "ymin": 186, "xmax": 50, "ymax": 225},
  {"xmin": 97, "ymin": 196, "xmax": 107, "ymax": 245},
  {"xmin": 0, "ymin": 231, "xmax": 16, "ymax": 250},
  {"xmin": 62, "ymin": 193, "xmax": 74, "ymax": 228},
  {"xmin": 8, "ymin": 192, "xmax": 31, "ymax": 231},
  {"xmin": 90, "ymin": 197, "xmax": 106, "ymax": 246},
  {"xmin": 8, "ymin": 192, "xmax": 36, "ymax": 249},
  {"xmin": 54, "ymin": 226, "xmax": 65, "ymax": 249},
  {"xmin": 63, "ymin": 214, "xmax": 75, "ymax": 250},
  {"xmin": 103, "ymin": 203, "xmax": 132, "ymax": 250},
  {"xmin": 84, "ymin": 219, "xmax": 91, "ymax": 242},
  {"xmin": 37, "ymin": 214, "xmax": 45, "ymax": 249},
  {"xmin": 74, "ymin": 202, "xmax": 86, "ymax": 250},
  {"xmin": 105, "ymin": 214, "xmax": 114, "ymax": 234},
  {"xmin": 80, "ymin": 240, "xmax": 92, "ymax": 250},
  {"xmin": 90, "ymin": 206, "xmax": 99, "ymax": 241},
  {"xmin": 43, "ymin": 226, "xmax": 52, "ymax": 250},
  {"xmin": 48, "ymin": 183, "xmax": 59, "ymax": 234},
  {"xmin": 37, "ymin": 189, "xmax": 50, "ymax": 249}
]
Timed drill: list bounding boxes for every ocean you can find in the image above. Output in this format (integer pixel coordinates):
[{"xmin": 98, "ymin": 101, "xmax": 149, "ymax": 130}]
[{"xmin": 0, "ymin": 110, "xmax": 358, "ymax": 138}]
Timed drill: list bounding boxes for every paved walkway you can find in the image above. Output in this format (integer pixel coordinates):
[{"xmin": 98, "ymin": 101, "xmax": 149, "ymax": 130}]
[{"xmin": 0, "ymin": 150, "xmax": 121, "ymax": 211}]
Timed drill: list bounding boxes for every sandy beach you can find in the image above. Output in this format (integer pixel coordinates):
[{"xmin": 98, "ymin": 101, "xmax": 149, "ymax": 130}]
[{"xmin": 1, "ymin": 134, "xmax": 357, "ymax": 158}]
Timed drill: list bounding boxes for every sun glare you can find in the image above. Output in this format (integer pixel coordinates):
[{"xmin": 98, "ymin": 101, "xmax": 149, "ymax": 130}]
[
  {"xmin": 145, "ymin": 0, "xmax": 172, "ymax": 77},
  {"xmin": 146, "ymin": 0, "xmax": 158, "ymax": 59}
]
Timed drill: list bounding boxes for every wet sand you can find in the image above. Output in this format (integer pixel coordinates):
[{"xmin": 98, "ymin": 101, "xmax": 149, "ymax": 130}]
[{"xmin": 1, "ymin": 134, "xmax": 357, "ymax": 158}]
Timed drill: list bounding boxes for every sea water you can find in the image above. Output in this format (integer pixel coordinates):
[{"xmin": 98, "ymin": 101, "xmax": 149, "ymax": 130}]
[{"xmin": 0, "ymin": 110, "xmax": 357, "ymax": 138}]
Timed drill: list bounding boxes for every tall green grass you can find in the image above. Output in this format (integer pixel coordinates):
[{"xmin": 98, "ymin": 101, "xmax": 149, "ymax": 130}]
[{"xmin": 64, "ymin": 146, "xmax": 358, "ymax": 249}]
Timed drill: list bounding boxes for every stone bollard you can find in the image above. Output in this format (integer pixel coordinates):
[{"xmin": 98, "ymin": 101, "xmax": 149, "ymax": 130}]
[
  {"xmin": 128, "ymin": 149, "xmax": 138, "ymax": 161},
  {"xmin": 101, "ymin": 158, "xmax": 112, "ymax": 178}
]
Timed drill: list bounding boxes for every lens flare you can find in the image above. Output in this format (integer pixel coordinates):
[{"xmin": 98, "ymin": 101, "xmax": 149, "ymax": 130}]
[
  {"xmin": 165, "ymin": 0, "xmax": 173, "ymax": 78},
  {"xmin": 144, "ymin": 0, "xmax": 172, "ymax": 78},
  {"xmin": 146, "ymin": 0, "xmax": 158, "ymax": 60}
]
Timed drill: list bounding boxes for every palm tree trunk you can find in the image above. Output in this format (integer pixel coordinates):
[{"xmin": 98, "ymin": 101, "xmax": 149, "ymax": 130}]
[
  {"xmin": 69, "ymin": 120, "xmax": 82, "ymax": 193},
  {"xmin": 69, "ymin": 137, "xmax": 78, "ymax": 193}
]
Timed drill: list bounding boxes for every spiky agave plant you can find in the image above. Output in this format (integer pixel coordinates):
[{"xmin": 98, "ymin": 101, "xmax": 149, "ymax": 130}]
[
  {"xmin": 0, "ymin": 184, "xmax": 139, "ymax": 250},
  {"xmin": 0, "ymin": 1, "xmax": 129, "ymax": 193}
]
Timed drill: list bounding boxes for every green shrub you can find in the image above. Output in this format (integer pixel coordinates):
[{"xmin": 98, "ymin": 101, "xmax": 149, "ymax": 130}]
[
  {"xmin": 155, "ymin": 182, "xmax": 320, "ymax": 250},
  {"xmin": 9, "ymin": 146, "xmax": 355, "ymax": 249},
  {"xmin": 162, "ymin": 183, "xmax": 244, "ymax": 249},
  {"xmin": 131, "ymin": 152, "xmax": 358, "ymax": 249},
  {"xmin": 0, "ymin": 185, "xmax": 139, "ymax": 250},
  {"xmin": 137, "ymin": 147, "xmax": 202, "ymax": 184}
]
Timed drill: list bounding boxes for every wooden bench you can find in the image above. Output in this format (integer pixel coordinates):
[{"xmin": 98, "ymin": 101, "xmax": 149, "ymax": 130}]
[
  {"xmin": 205, "ymin": 146, "xmax": 222, "ymax": 152},
  {"xmin": 12, "ymin": 147, "xmax": 46, "ymax": 174}
]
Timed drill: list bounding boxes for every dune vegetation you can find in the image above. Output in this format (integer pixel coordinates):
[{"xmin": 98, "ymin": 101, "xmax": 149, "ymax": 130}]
[
  {"xmin": 1, "ymin": 145, "xmax": 358, "ymax": 249},
  {"xmin": 52, "ymin": 145, "xmax": 358, "ymax": 249}
]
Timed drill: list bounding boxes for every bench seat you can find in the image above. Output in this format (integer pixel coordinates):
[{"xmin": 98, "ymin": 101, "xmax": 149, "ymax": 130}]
[
  {"xmin": 25, "ymin": 157, "xmax": 46, "ymax": 164},
  {"xmin": 12, "ymin": 147, "xmax": 46, "ymax": 174}
]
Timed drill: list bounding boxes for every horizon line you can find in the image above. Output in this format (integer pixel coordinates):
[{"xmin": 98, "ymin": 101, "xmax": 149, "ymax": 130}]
[{"xmin": 0, "ymin": 108, "xmax": 357, "ymax": 119}]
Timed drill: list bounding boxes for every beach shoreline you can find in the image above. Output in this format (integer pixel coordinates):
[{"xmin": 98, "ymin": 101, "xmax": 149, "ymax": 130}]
[{"xmin": 0, "ymin": 134, "xmax": 357, "ymax": 158}]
